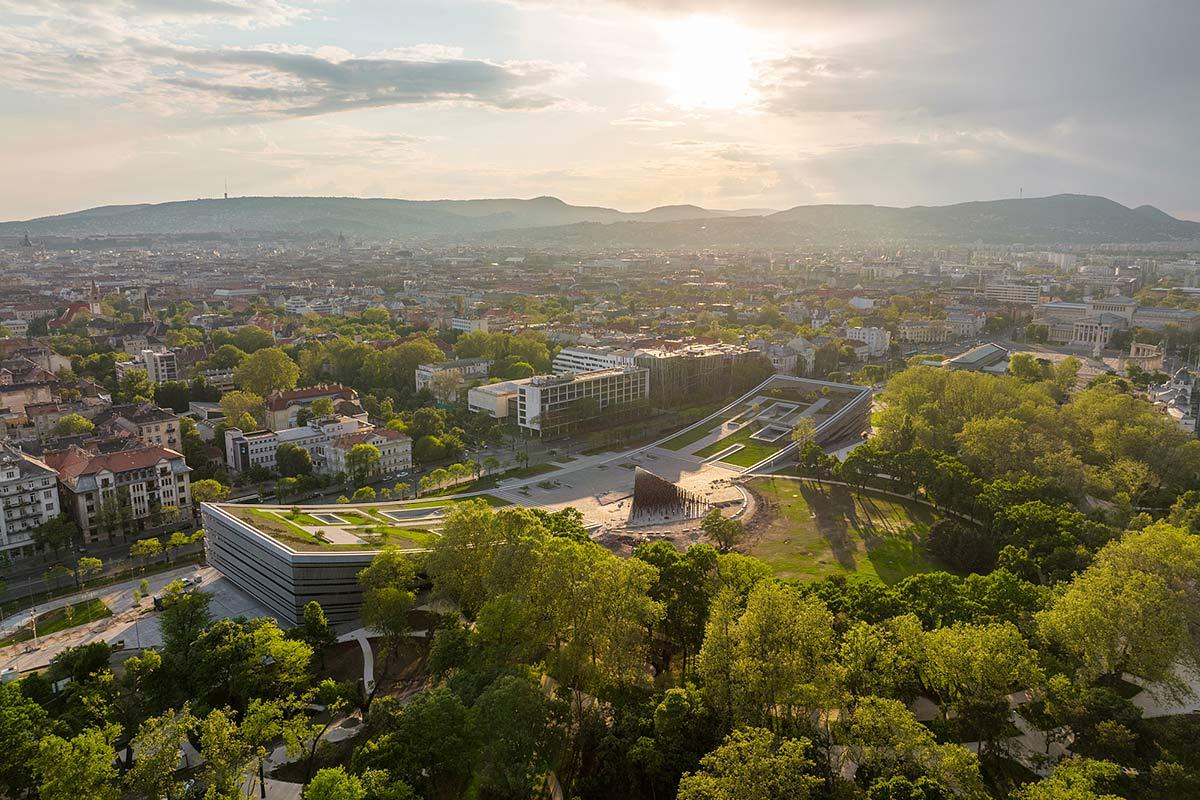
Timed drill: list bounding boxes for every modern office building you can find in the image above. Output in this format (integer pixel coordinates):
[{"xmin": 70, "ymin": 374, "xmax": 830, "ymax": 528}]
[
  {"xmin": 517, "ymin": 366, "xmax": 649, "ymax": 436},
  {"xmin": 202, "ymin": 502, "xmax": 378, "ymax": 624},
  {"xmin": 0, "ymin": 444, "xmax": 61, "ymax": 558},
  {"xmin": 984, "ymin": 283, "xmax": 1042, "ymax": 305},
  {"xmin": 451, "ymin": 317, "xmax": 489, "ymax": 333},
  {"xmin": 551, "ymin": 345, "xmax": 636, "ymax": 374}
]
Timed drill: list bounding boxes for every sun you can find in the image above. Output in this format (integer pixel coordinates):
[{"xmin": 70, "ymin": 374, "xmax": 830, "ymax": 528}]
[{"xmin": 662, "ymin": 15, "xmax": 761, "ymax": 111}]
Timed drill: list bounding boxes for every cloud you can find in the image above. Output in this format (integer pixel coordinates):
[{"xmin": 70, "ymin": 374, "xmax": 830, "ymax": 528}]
[
  {"xmin": 0, "ymin": 0, "xmax": 304, "ymax": 28},
  {"xmin": 0, "ymin": 3, "xmax": 571, "ymax": 119}
]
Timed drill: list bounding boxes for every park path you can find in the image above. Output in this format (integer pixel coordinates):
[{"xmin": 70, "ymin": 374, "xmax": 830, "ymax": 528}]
[{"xmin": 336, "ymin": 627, "xmax": 375, "ymax": 695}]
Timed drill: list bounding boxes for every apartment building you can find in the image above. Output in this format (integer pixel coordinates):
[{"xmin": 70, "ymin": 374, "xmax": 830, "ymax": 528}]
[
  {"xmin": 898, "ymin": 319, "xmax": 952, "ymax": 344},
  {"xmin": 518, "ymin": 366, "xmax": 649, "ymax": 436},
  {"xmin": 47, "ymin": 445, "xmax": 191, "ymax": 543},
  {"xmin": 0, "ymin": 444, "xmax": 61, "ymax": 558},
  {"xmin": 115, "ymin": 348, "xmax": 180, "ymax": 384},
  {"xmin": 843, "ymin": 326, "xmax": 892, "ymax": 357},
  {"xmin": 326, "ymin": 428, "xmax": 413, "ymax": 478},
  {"xmin": 414, "ymin": 358, "xmax": 492, "ymax": 400},
  {"xmin": 92, "ymin": 403, "xmax": 181, "ymax": 450}
]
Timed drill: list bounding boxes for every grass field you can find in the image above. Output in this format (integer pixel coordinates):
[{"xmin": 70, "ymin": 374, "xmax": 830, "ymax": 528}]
[
  {"xmin": 0, "ymin": 599, "xmax": 112, "ymax": 647},
  {"xmin": 694, "ymin": 424, "xmax": 787, "ymax": 466},
  {"xmin": 660, "ymin": 422, "xmax": 719, "ymax": 451},
  {"xmin": 746, "ymin": 477, "xmax": 946, "ymax": 584}
]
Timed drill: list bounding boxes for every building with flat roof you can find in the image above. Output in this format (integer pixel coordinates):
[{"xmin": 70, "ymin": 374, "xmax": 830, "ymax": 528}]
[
  {"xmin": 467, "ymin": 379, "xmax": 528, "ymax": 419},
  {"xmin": 518, "ymin": 366, "xmax": 649, "ymax": 436},
  {"xmin": 115, "ymin": 348, "xmax": 179, "ymax": 384},
  {"xmin": 984, "ymin": 283, "xmax": 1042, "ymax": 305},
  {"xmin": 552, "ymin": 345, "xmax": 636, "ymax": 374}
]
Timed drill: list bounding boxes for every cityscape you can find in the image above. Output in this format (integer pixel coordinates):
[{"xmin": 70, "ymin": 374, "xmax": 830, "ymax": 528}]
[{"xmin": 1, "ymin": 1, "xmax": 1199, "ymax": 800}]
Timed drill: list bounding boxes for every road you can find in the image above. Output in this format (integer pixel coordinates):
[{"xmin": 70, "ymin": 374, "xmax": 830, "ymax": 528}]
[{"xmin": 0, "ymin": 563, "xmax": 277, "ymax": 673}]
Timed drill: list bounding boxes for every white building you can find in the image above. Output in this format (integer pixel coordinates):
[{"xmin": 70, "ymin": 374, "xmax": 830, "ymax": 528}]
[
  {"xmin": 451, "ymin": 317, "xmax": 489, "ymax": 334},
  {"xmin": 467, "ymin": 379, "xmax": 529, "ymax": 419},
  {"xmin": 898, "ymin": 319, "xmax": 952, "ymax": 344},
  {"xmin": 984, "ymin": 283, "xmax": 1042, "ymax": 305},
  {"xmin": 0, "ymin": 444, "xmax": 61, "ymax": 558},
  {"xmin": 842, "ymin": 326, "xmax": 892, "ymax": 357},
  {"xmin": 551, "ymin": 345, "xmax": 636, "ymax": 374},
  {"xmin": 518, "ymin": 366, "xmax": 649, "ymax": 436},
  {"xmin": 225, "ymin": 416, "xmax": 364, "ymax": 474},
  {"xmin": 115, "ymin": 348, "xmax": 180, "ymax": 384},
  {"xmin": 414, "ymin": 358, "xmax": 492, "ymax": 400},
  {"xmin": 326, "ymin": 428, "xmax": 413, "ymax": 478}
]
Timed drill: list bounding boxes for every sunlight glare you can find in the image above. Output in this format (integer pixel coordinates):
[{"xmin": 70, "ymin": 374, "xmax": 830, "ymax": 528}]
[{"xmin": 664, "ymin": 15, "xmax": 760, "ymax": 111}]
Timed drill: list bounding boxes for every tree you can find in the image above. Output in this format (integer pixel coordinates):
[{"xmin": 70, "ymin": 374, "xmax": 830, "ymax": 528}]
[
  {"xmin": 35, "ymin": 725, "xmax": 120, "ymax": 800},
  {"xmin": 346, "ymin": 443, "xmax": 381, "ymax": 486},
  {"xmin": 305, "ymin": 767, "xmax": 365, "ymax": 800},
  {"xmin": 52, "ymin": 412, "xmax": 94, "ymax": 436},
  {"xmin": 0, "ymin": 681, "xmax": 50, "ymax": 797},
  {"xmin": 153, "ymin": 379, "xmax": 192, "ymax": 412},
  {"xmin": 1013, "ymin": 757, "xmax": 1123, "ymax": 800},
  {"xmin": 32, "ymin": 514, "xmax": 79, "ymax": 556},
  {"xmin": 701, "ymin": 509, "xmax": 745, "ymax": 554},
  {"xmin": 677, "ymin": 727, "xmax": 821, "ymax": 800},
  {"xmin": 220, "ymin": 390, "xmax": 265, "ymax": 428},
  {"xmin": 228, "ymin": 324, "xmax": 275, "ymax": 353},
  {"xmin": 159, "ymin": 582, "xmax": 214, "ymax": 665},
  {"xmin": 191, "ymin": 478, "xmax": 230, "ymax": 505},
  {"xmin": 298, "ymin": 601, "xmax": 337, "ymax": 663},
  {"xmin": 278, "ymin": 442, "xmax": 314, "ymax": 477},
  {"xmin": 116, "ymin": 368, "xmax": 154, "ymax": 404},
  {"xmin": 472, "ymin": 673, "xmax": 566, "ymax": 800},
  {"xmin": 358, "ymin": 549, "xmax": 417, "ymax": 664},
  {"xmin": 234, "ymin": 347, "xmax": 300, "ymax": 396},
  {"xmin": 130, "ymin": 537, "xmax": 163, "ymax": 570},
  {"xmin": 1037, "ymin": 522, "xmax": 1200, "ymax": 686},
  {"xmin": 309, "ymin": 397, "xmax": 335, "ymax": 418},
  {"xmin": 198, "ymin": 707, "xmax": 254, "ymax": 799},
  {"xmin": 790, "ymin": 417, "xmax": 817, "ymax": 449},
  {"xmin": 840, "ymin": 696, "xmax": 986, "ymax": 798},
  {"xmin": 125, "ymin": 707, "xmax": 197, "ymax": 800},
  {"xmin": 698, "ymin": 581, "xmax": 836, "ymax": 731},
  {"xmin": 392, "ymin": 482, "xmax": 411, "ymax": 499},
  {"xmin": 352, "ymin": 486, "xmax": 376, "ymax": 502}
]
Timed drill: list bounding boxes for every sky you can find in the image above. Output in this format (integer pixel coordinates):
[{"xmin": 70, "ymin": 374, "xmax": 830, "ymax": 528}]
[{"xmin": 1, "ymin": 0, "xmax": 1198, "ymax": 221}]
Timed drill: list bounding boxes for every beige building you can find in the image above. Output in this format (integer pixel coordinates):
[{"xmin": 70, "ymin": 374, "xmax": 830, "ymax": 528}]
[{"xmin": 46, "ymin": 445, "xmax": 192, "ymax": 543}]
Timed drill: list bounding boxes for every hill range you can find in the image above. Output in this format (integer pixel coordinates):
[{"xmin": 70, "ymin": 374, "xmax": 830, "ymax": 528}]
[{"xmin": 4, "ymin": 193, "xmax": 1198, "ymax": 245}]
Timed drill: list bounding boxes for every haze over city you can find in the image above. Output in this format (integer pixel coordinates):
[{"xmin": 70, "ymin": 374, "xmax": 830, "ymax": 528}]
[
  {"xmin": 3, "ymin": 0, "xmax": 1199, "ymax": 220},
  {"xmin": 4, "ymin": 4, "xmax": 1200, "ymax": 800}
]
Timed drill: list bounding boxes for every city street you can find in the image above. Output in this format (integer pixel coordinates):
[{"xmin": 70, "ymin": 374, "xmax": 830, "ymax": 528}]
[{"xmin": 0, "ymin": 563, "xmax": 277, "ymax": 673}]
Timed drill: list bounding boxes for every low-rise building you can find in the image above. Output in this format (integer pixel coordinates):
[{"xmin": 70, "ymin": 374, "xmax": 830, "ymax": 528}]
[
  {"xmin": 414, "ymin": 358, "xmax": 492, "ymax": 400},
  {"xmin": 264, "ymin": 384, "xmax": 362, "ymax": 430},
  {"xmin": 842, "ymin": 326, "xmax": 892, "ymax": 357},
  {"xmin": 451, "ymin": 317, "xmax": 489, "ymax": 334},
  {"xmin": 326, "ymin": 428, "xmax": 413, "ymax": 478},
  {"xmin": 467, "ymin": 379, "xmax": 528, "ymax": 419}
]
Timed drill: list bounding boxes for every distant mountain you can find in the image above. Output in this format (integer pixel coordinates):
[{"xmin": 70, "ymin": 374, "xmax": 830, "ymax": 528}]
[
  {"xmin": 3, "ymin": 193, "xmax": 1196, "ymax": 245},
  {"xmin": 0, "ymin": 195, "xmax": 774, "ymax": 239},
  {"xmin": 490, "ymin": 194, "xmax": 1200, "ymax": 247}
]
